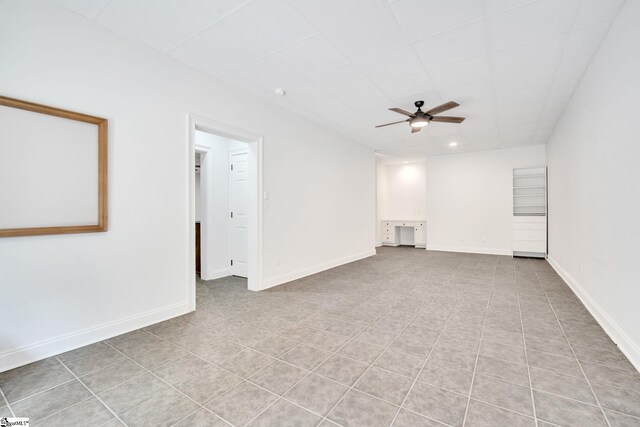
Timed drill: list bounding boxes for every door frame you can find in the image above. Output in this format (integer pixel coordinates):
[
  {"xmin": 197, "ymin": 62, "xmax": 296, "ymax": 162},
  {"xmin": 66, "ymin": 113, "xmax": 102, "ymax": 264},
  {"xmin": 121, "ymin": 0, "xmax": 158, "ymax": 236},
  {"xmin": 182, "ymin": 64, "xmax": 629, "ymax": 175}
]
[{"xmin": 187, "ymin": 114, "xmax": 264, "ymax": 310}]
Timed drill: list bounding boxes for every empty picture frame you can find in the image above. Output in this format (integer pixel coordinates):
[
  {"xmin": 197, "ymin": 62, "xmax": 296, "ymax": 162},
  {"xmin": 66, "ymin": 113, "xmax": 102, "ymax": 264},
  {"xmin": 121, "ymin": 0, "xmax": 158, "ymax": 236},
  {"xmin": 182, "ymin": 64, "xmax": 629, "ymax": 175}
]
[{"xmin": 0, "ymin": 96, "xmax": 107, "ymax": 237}]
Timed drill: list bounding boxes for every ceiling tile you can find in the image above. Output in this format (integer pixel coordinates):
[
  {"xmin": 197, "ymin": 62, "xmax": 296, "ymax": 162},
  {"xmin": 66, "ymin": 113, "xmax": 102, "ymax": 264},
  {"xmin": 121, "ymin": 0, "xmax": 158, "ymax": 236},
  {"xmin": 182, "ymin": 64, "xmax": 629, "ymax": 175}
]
[
  {"xmin": 573, "ymin": 0, "xmax": 624, "ymax": 28},
  {"xmin": 303, "ymin": 97, "xmax": 355, "ymax": 119},
  {"xmin": 487, "ymin": 0, "xmax": 580, "ymax": 51},
  {"xmin": 437, "ymin": 79, "xmax": 493, "ymax": 103},
  {"xmin": 170, "ymin": 21, "xmax": 268, "ymax": 76},
  {"xmin": 51, "ymin": 0, "xmax": 111, "ymax": 19},
  {"xmin": 429, "ymin": 55, "xmax": 491, "ymax": 89},
  {"xmin": 491, "ymin": 33, "xmax": 567, "ymax": 75},
  {"xmin": 309, "ymin": 64, "xmax": 369, "ymax": 95},
  {"xmin": 549, "ymin": 55, "xmax": 592, "ymax": 97},
  {"xmin": 412, "ymin": 21, "xmax": 488, "ymax": 69},
  {"xmin": 337, "ymin": 84, "xmax": 392, "ymax": 111},
  {"xmin": 563, "ymin": 20, "xmax": 611, "ymax": 59},
  {"xmin": 493, "ymin": 62, "xmax": 556, "ymax": 96},
  {"xmin": 273, "ymin": 34, "xmax": 349, "ymax": 78},
  {"xmin": 389, "ymin": 0, "xmax": 484, "ymax": 41},
  {"xmin": 219, "ymin": 0, "xmax": 315, "ymax": 54},
  {"xmin": 96, "ymin": 0, "xmax": 249, "ymax": 52},
  {"xmin": 235, "ymin": 56, "xmax": 302, "ymax": 90},
  {"xmin": 290, "ymin": 0, "xmax": 407, "ymax": 60},
  {"xmin": 355, "ymin": 45, "xmax": 424, "ymax": 84},
  {"xmin": 275, "ymin": 79, "xmax": 331, "ymax": 104},
  {"xmin": 484, "ymin": 0, "xmax": 535, "ymax": 16},
  {"xmin": 378, "ymin": 71, "xmax": 436, "ymax": 100},
  {"xmin": 76, "ymin": 0, "xmax": 610, "ymax": 157},
  {"xmin": 539, "ymin": 94, "xmax": 572, "ymax": 123}
]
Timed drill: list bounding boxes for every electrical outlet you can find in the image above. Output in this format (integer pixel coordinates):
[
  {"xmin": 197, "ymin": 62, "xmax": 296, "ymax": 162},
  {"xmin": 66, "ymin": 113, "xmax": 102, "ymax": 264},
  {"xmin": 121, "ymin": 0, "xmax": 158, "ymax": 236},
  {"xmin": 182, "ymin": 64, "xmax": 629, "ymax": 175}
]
[
  {"xmin": 578, "ymin": 264, "xmax": 582, "ymax": 274},
  {"xmin": 482, "ymin": 237, "xmax": 486, "ymax": 244}
]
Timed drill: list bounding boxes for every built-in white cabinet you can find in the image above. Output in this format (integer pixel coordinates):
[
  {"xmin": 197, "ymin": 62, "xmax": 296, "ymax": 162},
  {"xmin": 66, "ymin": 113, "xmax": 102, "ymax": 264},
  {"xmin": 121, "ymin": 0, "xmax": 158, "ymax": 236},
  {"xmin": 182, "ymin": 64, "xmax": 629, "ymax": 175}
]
[
  {"xmin": 381, "ymin": 220, "xmax": 426, "ymax": 249},
  {"xmin": 513, "ymin": 167, "xmax": 547, "ymax": 258}
]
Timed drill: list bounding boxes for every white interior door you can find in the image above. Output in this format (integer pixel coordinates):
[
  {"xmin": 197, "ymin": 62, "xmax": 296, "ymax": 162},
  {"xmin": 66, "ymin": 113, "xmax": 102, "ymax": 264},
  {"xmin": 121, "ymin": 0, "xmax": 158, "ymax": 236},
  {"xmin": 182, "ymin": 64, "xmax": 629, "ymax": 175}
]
[{"xmin": 229, "ymin": 150, "xmax": 249, "ymax": 277}]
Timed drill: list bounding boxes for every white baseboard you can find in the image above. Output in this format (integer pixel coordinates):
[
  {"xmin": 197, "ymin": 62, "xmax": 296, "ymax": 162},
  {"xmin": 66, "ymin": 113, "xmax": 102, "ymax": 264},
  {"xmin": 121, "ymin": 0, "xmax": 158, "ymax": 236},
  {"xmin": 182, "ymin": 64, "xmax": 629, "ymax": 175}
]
[
  {"xmin": 548, "ymin": 256, "xmax": 640, "ymax": 372},
  {"xmin": 201, "ymin": 268, "xmax": 231, "ymax": 281},
  {"xmin": 261, "ymin": 249, "xmax": 377, "ymax": 291},
  {"xmin": 375, "ymin": 242, "xmax": 383, "ymax": 247},
  {"xmin": 0, "ymin": 301, "xmax": 191, "ymax": 373},
  {"xmin": 426, "ymin": 244, "xmax": 512, "ymax": 256}
]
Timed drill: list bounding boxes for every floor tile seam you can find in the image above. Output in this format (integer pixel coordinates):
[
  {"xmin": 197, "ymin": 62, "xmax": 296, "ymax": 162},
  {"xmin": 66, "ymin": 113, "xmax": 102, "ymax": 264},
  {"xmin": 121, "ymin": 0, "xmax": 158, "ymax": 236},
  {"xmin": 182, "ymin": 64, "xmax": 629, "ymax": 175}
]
[
  {"xmin": 56, "ymin": 342, "xmax": 120, "ymax": 365},
  {"xmin": 602, "ymin": 407, "xmax": 640, "ymax": 421},
  {"xmin": 29, "ymin": 394, "xmax": 99, "ymax": 424},
  {"xmin": 468, "ymin": 396, "xmax": 538, "ymax": 420},
  {"xmin": 0, "ymin": 384, "xmax": 15, "ymax": 417},
  {"xmin": 57, "ymin": 356, "xmax": 133, "ymax": 384},
  {"xmin": 55, "ymin": 356, "xmax": 128, "ymax": 426},
  {"xmin": 101, "ymin": 341, "xmax": 236, "ymax": 427},
  {"xmin": 147, "ymin": 296, "xmax": 460, "ymax": 382},
  {"xmin": 516, "ymin": 267, "xmax": 540, "ymax": 427},
  {"xmin": 461, "ymin": 267, "xmax": 495, "ymax": 426},
  {"xmin": 3, "ymin": 377, "xmax": 77, "ymax": 407},
  {"xmin": 317, "ymin": 294, "xmax": 450, "ymax": 426},
  {"xmin": 229, "ymin": 291, "xmax": 411, "ymax": 427},
  {"xmin": 0, "ymin": 364, "xmax": 58, "ymax": 389},
  {"xmin": 387, "ymin": 281, "xmax": 475, "ymax": 426},
  {"xmin": 529, "ymin": 259, "xmax": 613, "ymax": 427}
]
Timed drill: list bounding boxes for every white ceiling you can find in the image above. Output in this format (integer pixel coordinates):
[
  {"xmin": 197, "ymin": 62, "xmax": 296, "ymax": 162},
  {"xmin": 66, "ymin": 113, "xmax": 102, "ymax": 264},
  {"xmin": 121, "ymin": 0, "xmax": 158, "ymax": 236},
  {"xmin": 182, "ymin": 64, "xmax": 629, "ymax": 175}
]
[{"xmin": 52, "ymin": 0, "xmax": 623, "ymax": 157}]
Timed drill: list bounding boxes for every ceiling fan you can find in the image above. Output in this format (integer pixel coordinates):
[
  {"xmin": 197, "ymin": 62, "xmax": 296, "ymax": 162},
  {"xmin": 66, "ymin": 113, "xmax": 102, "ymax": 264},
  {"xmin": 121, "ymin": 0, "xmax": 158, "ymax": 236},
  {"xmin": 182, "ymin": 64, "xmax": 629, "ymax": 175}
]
[{"xmin": 375, "ymin": 100, "xmax": 465, "ymax": 133}]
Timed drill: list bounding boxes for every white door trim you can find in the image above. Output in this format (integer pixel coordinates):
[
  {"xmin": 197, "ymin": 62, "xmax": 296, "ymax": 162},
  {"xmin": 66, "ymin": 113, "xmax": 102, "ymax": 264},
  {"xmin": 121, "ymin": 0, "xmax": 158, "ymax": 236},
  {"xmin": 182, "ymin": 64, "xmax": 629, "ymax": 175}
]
[{"xmin": 188, "ymin": 114, "xmax": 264, "ymax": 308}]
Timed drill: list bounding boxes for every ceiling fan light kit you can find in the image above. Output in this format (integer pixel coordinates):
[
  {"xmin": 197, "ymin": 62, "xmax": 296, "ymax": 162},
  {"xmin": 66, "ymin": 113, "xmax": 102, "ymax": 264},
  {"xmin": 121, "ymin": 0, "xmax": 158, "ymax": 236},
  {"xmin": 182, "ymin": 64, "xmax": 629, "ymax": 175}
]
[{"xmin": 376, "ymin": 100, "xmax": 465, "ymax": 133}]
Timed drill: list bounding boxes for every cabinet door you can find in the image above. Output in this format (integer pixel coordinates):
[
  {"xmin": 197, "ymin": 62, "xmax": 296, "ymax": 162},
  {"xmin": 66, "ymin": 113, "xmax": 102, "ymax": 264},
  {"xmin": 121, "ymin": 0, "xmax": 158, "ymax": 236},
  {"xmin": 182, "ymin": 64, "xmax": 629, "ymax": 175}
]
[{"xmin": 414, "ymin": 226, "xmax": 426, "ymax": 245}]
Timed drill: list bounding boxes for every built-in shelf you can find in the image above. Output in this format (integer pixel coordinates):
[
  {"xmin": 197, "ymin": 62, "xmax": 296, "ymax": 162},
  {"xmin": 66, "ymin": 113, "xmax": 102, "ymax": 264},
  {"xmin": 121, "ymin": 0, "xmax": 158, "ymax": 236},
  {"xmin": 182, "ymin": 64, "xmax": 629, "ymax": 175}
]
[{"xmin": 513, "ymin": 167, "xmax": 547, "ymax": 258}]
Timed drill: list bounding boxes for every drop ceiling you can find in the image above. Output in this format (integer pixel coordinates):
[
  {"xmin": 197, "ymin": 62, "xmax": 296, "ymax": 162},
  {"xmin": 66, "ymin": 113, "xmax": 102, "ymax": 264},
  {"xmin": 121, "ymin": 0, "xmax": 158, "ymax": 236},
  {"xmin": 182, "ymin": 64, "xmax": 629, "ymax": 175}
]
[{"xmin": 52, "ymin": 0, "xmax": 623, "ymax": 156}]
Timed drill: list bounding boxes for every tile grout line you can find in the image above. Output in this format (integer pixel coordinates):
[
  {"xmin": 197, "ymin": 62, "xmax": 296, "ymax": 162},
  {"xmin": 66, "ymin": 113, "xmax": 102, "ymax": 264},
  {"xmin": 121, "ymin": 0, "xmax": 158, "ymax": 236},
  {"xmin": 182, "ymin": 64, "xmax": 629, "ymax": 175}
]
[
  {"xmin": 460, "ymin": 263, "xmax": 495, "ymax": 426},
  {"xmin": 320, "ymin": 285, "xmax": 468, "ymax": 427},
  {"xmin": 155, "ymin": 281, "xmax": 464, "ymax": 426},
  {"xmin": 55, "ymin": 357, "xmax": 128, "ymax": 426},
  {"xmin": 100, "ymin": 341, "xmax": 236, "ymax": 427},
  {"xmin": 529, "ymin": 258, "xmax": 613, "ymax": 427},
  {"xmin": 6, "ymin": 254, "xmax": 634, "ymax": 425},
  {"xmin": 515, "ymin": 262, "xmax": 539, "ymax": 427},
  {"xmin": 387, "ymin": 274, "xmax": 474, "ymax": 426},
  {"xmin": 153, "ymin": 319, "xmax": 528, "ymax": 427},
  {"xmin": 139, "ymin": 290, "xmax": 408, "ymax": 427},
  {"xmin": 0, "ymin": 384, "xmax": 15, "ymax": 417},
  {"xmin": 240, "ymin": 287, "xmax": 414, "ymax": 427}
]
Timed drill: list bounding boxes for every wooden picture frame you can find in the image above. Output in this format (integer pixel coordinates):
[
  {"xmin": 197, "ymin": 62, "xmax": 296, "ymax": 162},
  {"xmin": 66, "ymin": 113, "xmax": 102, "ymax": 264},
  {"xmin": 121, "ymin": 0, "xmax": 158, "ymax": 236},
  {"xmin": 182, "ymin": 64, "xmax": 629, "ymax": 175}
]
[{"xmin": 0, "ymin": 96, "xmax": 108, "ymax": 237}]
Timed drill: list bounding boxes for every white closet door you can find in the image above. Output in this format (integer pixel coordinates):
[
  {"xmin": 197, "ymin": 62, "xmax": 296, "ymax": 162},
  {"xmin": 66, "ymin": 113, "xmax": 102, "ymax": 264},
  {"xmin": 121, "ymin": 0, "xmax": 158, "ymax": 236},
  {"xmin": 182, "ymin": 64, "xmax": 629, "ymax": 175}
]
[{"xmin": 229, "ymin": 151, "xmax": 249, "ymax": 278}]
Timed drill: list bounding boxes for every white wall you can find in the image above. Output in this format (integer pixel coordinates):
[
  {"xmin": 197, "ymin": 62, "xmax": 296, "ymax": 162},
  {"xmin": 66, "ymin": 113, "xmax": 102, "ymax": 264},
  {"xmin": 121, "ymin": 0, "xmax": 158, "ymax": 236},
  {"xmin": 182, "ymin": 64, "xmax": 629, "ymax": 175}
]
[
  {"xmin": 0, "ymin": 0, "xmax": 375, "ymax": 371},
  {"xmin": 385, "ymin": 162, "xmax": 427, "ymax": 221},
  {"xmin": 375, "ymin": 160, "xmax": 388, "ymax": 245},
  {"xmin": 425, "ymin": 145, "xmax": 546, "ymax": 255},
  {"xmin": 546, "ymin": 0, "xmax": 640, "ymax": 369}
]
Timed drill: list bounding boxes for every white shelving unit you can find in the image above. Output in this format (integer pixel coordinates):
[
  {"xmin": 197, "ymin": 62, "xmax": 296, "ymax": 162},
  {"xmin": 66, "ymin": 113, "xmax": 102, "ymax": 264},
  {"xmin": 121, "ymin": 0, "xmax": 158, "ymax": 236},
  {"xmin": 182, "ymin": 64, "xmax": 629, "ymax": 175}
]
[{"xmin": 513, "ymin": 167, "xmax": 547, "ymax": 258}]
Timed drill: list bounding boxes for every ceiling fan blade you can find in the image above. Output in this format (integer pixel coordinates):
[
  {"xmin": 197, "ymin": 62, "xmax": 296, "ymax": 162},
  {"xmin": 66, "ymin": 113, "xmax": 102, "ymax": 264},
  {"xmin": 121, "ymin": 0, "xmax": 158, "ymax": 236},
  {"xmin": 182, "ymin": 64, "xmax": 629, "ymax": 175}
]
[
  {"xmin": 389, "ymin": 108, "xmax": 415, "ymax": 117},
  {"xmin": 430, "ymin": 116, "xmax": 466, "ymax": 123},
  {"xmin": 426, "ymin": 101, "xmax": 460, "ymax": 115},
  {"xmin": 411, "ymin": 126, "xmax": 421, "ymax": 133},
  {"xmin": 375, "ymin": 119, "xmax": 408, "ymax": 128}
]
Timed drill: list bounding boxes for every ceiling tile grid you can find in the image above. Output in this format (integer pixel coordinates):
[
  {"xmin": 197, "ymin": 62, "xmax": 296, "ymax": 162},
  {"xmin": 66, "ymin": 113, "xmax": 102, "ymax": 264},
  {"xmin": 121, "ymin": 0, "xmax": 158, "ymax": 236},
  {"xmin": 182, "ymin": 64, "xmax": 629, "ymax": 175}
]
[{"xmin": 51, "ymin": 0, "xmax": 624, "ymax": 157}]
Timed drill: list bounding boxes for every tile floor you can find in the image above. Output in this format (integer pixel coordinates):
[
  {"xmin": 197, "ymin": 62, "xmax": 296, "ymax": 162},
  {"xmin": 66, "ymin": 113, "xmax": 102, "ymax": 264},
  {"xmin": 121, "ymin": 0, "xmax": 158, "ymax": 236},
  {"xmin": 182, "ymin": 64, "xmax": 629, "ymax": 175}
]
[{"xmin": 2, "ymin": 247, "xmax": 640, "ymax": 426}]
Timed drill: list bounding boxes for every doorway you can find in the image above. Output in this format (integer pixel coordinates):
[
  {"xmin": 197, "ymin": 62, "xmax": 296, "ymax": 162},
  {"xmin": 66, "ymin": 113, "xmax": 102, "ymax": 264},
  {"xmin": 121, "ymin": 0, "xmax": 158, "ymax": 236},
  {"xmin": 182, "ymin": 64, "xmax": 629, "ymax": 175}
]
[{"xmin": 188, "ymin": 115, "xmax": 263, "ymax": 309}]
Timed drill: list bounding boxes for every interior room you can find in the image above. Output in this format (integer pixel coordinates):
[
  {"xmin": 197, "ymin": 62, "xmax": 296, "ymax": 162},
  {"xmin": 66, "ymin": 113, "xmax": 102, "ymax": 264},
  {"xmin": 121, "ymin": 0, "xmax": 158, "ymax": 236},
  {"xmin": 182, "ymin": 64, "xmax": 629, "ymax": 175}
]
[{"xmin": 0, "ymin": 1, "xmax": 638, "ymax": 426}]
